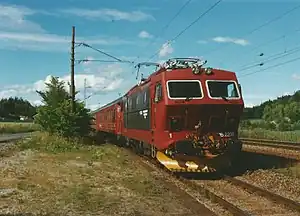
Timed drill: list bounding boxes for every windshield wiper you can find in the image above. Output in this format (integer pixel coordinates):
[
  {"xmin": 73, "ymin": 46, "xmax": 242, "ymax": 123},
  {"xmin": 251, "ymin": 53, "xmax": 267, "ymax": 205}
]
[
  {"xmin": 185, "ymin": 96, "xmax": 192, "ymax": 101},
  {"xmin": 221, "ymin": 96, "xmax": 228, "ymax": 101}
]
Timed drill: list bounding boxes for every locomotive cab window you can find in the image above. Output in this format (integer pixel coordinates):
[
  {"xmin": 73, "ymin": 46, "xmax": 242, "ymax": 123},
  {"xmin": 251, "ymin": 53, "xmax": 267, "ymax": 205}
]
[
  {"xmin": 207, "ymin": 80, "xmax": 240, "ymax": 99},
  {"xmin": 167, "ymin": 80, "xmax": 203, "ymax": 99}
]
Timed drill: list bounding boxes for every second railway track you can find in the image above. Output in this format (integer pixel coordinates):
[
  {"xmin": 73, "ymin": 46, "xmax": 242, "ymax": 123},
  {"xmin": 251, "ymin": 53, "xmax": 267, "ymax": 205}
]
[
  {"xmin": 240, "ymin": 138, "xmax": 300, "ymax": 151},
  {"xmin": 130, "ymin": 146, "xmax": 300, "ymax": 216}
]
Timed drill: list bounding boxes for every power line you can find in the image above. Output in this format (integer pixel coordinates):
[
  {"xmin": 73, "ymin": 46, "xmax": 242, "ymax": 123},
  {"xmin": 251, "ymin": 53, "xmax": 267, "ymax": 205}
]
[
  {"xmin": 147, "ymin": 0, "xmax": 223, "ymax": 61},
  {"xmin": 76, "ymin": 42, "xmax": 132, "ymax": 63},
  {"xmin": 248, "ymin": 4, "xmax": 300, "ymax": 35},
  {"xmin": 238, "ymin": 45, "xmax": 300, "ymax": 72},
  {"xmin": 76, "ymin": 59, "xmax": 133, "ymax": 65},
  {"xmin": 238, "ymin": 56, "xmax": 300, "ymax": 78},
  {"xmin": 133, "ymin": 0, "xmax": 193, "ymax": 63},
  {"xmin": 230, "ymin": 26, "xmax": 300, "ymax": 71},
  {"xmin": 203, "ymin": 3, "xmax": 300, "ymax": 56},
  {"xmin": 240, "ymin": 26, "xmax": 300, "ymax": 57}
]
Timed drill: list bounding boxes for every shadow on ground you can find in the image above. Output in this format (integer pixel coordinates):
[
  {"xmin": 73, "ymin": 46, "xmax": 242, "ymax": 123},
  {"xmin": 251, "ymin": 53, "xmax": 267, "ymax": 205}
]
[
  {"xmin": 229, "ymin": 151, "xmax": 299, "ymax": 176},
  {"xmin": 179, "ymin": 151, "xmax": 299, "ymax": 180}
]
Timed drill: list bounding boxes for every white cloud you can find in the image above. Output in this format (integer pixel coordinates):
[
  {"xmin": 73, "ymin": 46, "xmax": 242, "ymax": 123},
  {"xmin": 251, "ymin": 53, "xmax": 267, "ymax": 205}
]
[
  {"xmin": 0, "ymin": 4, "xmax": 46, "ymax": 33},
  {"xmin": 32, "ymin": 100, "xmax": 43, "ymax": 106},
  {"xmin": 282, "ymin": 92, "xmax": 291, "ymax": 96},
  {"xmin": 60, "ymin": 8, "xmax": 154, "ymax": 22},
  {"xmin": 0, "ymin": 63, "xmax": 129, "ymax": 106},
  {"xmin": 212, "ymin": 36, "xmax": 249, "ymax": 46},
  {"xmin": 0, "ymin": 4, "xmax": 137, "ymax": 52},
  {"xmin": 34, "ymin": 64, "xmax": 125, "ymax": 93},
  {"xmin": 0, "ymin": 31, "xmax": 133, "ymax": 52},
  {"xmin": 0, "ymin": 32, "xmax": 68, "ymax": 43},
  {"xmin": 158, "ymin": 42, "xmax": 173, "ymax": 57},
  {"xmin": 138, "ymin": 30, "xmax": 153, "ymax": 39},
  {"xmin": 292, "ymin": 73, "xmax": 300, "ymax": 80},
  {"xmin": 244, "ymin": 102, "xmax": 255, "ymax": 108}
]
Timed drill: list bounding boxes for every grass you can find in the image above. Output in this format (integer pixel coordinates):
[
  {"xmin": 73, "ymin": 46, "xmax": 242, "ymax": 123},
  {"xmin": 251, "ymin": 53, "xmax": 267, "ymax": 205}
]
[
  {"xmin": 239, "ymin": 128, "xmax": 300, "ymax": 142},
  {"xmin": 274, "ymin": 163, "xmax": 300, "ymax": 178},
  {"xmin": 0, "ymin": 122, "xmax": 40, "ymax": 134},
  {"xmin": 0, "ymin": 132, "xmax": 196, "ymax": 216}
]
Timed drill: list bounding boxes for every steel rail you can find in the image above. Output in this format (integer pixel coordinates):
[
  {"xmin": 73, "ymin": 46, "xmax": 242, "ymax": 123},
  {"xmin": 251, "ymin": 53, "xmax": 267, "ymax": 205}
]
[
  {"xmin": 242, "ymin": 141, "xmax": 300, "ymax": 151},
  {"xmin": 138, "ymin": 154, "xmax": 251, "ymax": 216},
  {"xmin": 0, "ymin": 133, "xmax": 32, "ymax": 144},
  {"xmin": 224, "ymin": 175, "xmax": 300, "ymax": 213},
  {"xmin": 240, "ymin": 137, "xmax": 300, "ymax": 146}
]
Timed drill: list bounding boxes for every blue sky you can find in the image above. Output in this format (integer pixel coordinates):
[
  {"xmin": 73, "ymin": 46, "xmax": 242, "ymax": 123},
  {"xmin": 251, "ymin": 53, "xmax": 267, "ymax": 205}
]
[{"xmin": 0, "ymin": 0, "xmax": 300, "ymax": 110}]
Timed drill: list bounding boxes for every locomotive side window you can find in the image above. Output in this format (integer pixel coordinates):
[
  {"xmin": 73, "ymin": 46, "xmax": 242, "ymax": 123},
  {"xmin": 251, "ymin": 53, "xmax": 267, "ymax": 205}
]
[
  {"xmin": 154, "ymin": 82, "xmax": 162, "ymax": 103},
  {"xmin": 206, "ymin": 80, "xmax": 240, "ymax": 99},
  {"xmin": 167, "ymin": 80, "xmax": 203, "ymax": 99}
]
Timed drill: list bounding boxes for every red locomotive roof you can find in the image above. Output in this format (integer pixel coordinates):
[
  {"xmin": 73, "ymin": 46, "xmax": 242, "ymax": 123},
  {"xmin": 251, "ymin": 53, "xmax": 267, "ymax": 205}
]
[{"xmin": 91, "ymin": 57, "xmax": 239, "ymax": 114}]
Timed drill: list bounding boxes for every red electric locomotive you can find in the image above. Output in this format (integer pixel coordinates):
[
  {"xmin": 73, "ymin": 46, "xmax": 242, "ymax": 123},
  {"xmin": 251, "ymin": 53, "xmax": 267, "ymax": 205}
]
[{"xmin": 92, "ymin": 58, "xmax": 244, "ymax": 173}]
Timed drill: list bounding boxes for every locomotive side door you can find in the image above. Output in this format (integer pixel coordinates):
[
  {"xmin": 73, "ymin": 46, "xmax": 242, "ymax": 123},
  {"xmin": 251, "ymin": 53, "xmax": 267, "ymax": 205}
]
[
  {"xmin": 151, "ymin": 81, "xmax": 163, "ymax": 145},
  {"xmin": 115, "ymin": 104, "xmax": 122, "ymax": 135}
]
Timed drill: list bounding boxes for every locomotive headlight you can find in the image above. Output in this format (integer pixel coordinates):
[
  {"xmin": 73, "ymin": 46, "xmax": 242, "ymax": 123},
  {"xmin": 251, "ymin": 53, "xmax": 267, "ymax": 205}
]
[
  {"xmin": 165, "ymin": 149, "xmax": 173, "ymax": 156},
  {"xmin": 205, "ymin": 67, "xmax": 213, "ymax": 75},
  {"xmin": 192, "ymin": 67, "xmax": 201, "ymax": 75},
  {"xmin": 169, "ymin": 117, "xmax": 182, "ymax": 132}
]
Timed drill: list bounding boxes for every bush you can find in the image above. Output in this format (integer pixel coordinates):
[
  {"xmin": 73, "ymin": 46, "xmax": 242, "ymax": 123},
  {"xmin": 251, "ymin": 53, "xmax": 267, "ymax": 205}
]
[
  {"xmin": 33, "ymin": 76, "xmax": 93, "ymax": 138},
  {"xmin": 18, "ymin": 132, "xmax": 83, "ymax": 153}
]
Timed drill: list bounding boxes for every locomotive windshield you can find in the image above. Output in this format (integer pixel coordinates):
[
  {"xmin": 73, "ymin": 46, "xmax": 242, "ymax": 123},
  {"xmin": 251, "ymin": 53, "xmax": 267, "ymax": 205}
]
[
  {"xmin": 207, "ymin": 80, "xmax": 240, "ymax": 99},
  {"xmin": 167, "ymin": 80, "xmax": 203, "ymax": 99}
]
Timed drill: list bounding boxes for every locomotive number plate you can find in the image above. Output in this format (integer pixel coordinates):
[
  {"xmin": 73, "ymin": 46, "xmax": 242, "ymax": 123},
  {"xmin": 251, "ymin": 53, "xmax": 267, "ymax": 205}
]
[{"xmin": 219, "ymin": 132, "xmax": 234, "ymax": 137}]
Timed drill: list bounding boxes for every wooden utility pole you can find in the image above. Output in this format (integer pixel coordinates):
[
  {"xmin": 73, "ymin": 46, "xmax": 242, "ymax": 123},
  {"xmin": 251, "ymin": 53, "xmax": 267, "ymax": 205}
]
[
  {"xmin": 84, "ymin": 78, "xmax": 87, "ymax": 107},
  {"xmin": 70, "ymin": 26, "xmax": 75, "ymax": 112}
]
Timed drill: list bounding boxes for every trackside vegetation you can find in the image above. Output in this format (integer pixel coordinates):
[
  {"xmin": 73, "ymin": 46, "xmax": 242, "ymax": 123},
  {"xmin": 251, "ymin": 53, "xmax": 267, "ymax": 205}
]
[
  {"xmin": 240, "ymin": 91, "xmax": 300, "ymax": 141},
  {"xmin": 33, "ymin": 76, "xmax": 93, "ymax": 138},
  {"xmin": 0, "ymin": 76, "xmax": 201, "ymax": 215},
  {"xmin": 241, "ymin": 91, "xmax": 300, "ymax": 132},
  {"xmin": 0, "ymin": 122, "xmax": 40, "ymax": 134}
]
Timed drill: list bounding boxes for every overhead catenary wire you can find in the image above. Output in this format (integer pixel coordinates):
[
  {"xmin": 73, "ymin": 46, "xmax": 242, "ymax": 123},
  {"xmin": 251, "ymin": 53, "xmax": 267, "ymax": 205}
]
[
  {"xmin": 237, "ymin": 45, "xmax": 300, "ymax": 72},
  {"xmin": 76, "ymin": 42, "xmax": 133, "ymax": 63},
  {"xmin": 238, "ymin": 56, "xmax": 300, "ymax": 78},
  {"xmin": 133, "ymin": 0, "xmax": 193, "ymax": 63},
  {"xmin": 76, "ymin": 59, "xmax": 131, "ymax": 65},
  {"xmin": 203, "ymin": 3, "xmax": 300, "ymax": 57},
  {"xmin": 147, "ymin": 0, "xmax": 223, "ymax": 61},
  {"xmin": 232, "ymin": 26, "xmax": 300, "ymax": 70},
  {"xmin": 241, "ymin": 26, "xmax": 300, "ymax": 58}
]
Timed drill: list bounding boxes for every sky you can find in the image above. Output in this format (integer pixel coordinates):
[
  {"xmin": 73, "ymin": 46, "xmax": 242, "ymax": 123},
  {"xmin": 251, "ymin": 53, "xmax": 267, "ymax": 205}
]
[{"xmin": 0, "ymin": 0, "xmax": 300, "ymax": 110}]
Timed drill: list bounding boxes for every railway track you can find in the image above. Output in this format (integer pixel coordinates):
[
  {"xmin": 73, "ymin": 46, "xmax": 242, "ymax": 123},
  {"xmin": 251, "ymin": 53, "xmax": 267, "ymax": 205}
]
[
  {"xmin": 240, "ymin": 138, "xmax": 300, "ymax": 151},
  {"xmin": 191, "ymin": 177, "xmax": 300, "ymax": 216},
  {"xmin": 240, "ymin": 137, "xmax": 300, "ymax": 160},
  {"xmin": 0, "ymin": 132, "xmax": 32, "ymax": 144},
  {"xmin": 0, "ymin": 133, "xmax": 32, "ymax": 154},
  {"xmin": 131, "ymin": 148, "xmax": 300, "ymax": 216}
]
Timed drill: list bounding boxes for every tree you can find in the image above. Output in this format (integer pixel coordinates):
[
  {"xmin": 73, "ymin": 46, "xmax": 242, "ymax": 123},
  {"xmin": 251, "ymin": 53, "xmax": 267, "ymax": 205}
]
[
  {"xmin": 34, "ymin": 76, "xmax": 93, "ymax": 137},
  {"xmin": 0, "ymin": 97, "xmax": 37, "ymax": 120}
]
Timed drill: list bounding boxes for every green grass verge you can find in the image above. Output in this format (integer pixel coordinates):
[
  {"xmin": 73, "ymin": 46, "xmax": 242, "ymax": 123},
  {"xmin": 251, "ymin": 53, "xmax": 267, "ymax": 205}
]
[
  {"xmin": 0, "ymin": 122, "xmax": 40, "ymax": 134},
  {"xmin": 239, "ymin": 128, "xmax": 300, "ymax": 142},
  {"xmin": 0, "ymin": 132, "xmax": 196, "ymax": 215}
]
